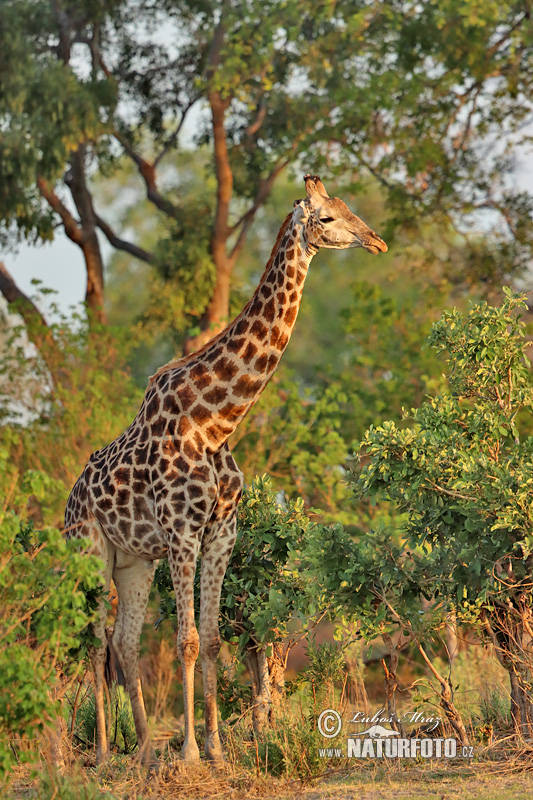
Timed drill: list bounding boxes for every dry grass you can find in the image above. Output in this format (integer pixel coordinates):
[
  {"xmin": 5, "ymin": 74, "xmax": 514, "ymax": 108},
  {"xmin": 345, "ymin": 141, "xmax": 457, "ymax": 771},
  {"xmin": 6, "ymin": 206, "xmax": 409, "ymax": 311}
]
[
  {"xmin": 7, "ymin": 629, "xmax": 533, "ymax": 799},
  {"xmin": 8, "ymin": 746, "xmax": 533, "ymax": 800}
]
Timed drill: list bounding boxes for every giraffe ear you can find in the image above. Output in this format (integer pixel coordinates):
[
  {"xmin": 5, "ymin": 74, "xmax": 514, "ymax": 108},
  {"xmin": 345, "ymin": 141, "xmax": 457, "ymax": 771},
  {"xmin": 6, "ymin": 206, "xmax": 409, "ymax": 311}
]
[
  {"xmin": 293, "ymin": 199, "xmax": 307, "ymax": 221},
  {"xmin": 315, "ymin": 178, "xmax": 329, "ymax": 197}
]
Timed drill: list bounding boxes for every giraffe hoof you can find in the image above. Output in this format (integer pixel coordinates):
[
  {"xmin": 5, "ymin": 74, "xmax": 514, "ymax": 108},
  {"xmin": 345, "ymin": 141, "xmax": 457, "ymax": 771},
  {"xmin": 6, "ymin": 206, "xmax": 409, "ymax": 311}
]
[
  {"xmin": 142, "ymin": 751, "xmax": 159, "ymax": 772},
  {"xmin": 205, "ymin": 745, "xmax": 225, "ymax": 765},
  {"xmin": 145, "ymin": 759, "xmax": 160, "ymax": 775},
  {"xmin": 95, "ymin": 749, "xmax": 110, "ymax": 767},
  {"xmin": 180, "ymin": 743, "xmax": 201, "ymax": 764},
  {"xmin": 207, "ymin": 754, "xmax": 225, "ymax": 769}
]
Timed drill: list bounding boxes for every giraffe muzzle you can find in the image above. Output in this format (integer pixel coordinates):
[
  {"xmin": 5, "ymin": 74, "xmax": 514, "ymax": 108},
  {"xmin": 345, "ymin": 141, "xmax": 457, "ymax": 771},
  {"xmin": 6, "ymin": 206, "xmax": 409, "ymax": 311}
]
[{"xmin": 362, "ymin": 235, "xmax": 388, "ymax": 255}]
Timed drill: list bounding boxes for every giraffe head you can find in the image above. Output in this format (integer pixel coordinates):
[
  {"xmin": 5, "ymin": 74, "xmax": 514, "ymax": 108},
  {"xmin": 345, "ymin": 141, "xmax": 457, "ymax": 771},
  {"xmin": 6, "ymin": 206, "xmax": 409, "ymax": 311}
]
[{"xmin": 294, "ymin": 174, "xmax": 388, "ymax": 255}]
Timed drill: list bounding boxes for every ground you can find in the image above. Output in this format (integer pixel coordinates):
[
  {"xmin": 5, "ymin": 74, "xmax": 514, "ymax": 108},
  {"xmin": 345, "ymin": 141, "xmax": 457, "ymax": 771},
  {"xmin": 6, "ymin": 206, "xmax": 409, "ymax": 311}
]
[{"xmin": 10, "ymin": 759, "xmax": 533, "ymax": 799}]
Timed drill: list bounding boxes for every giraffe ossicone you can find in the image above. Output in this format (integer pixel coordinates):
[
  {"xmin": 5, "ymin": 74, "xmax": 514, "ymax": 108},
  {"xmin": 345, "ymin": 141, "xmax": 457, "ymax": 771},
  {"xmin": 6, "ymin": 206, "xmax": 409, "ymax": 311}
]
[{"xmin": 65, "ymin": 174, "xmax": 387, "ymax": 766}]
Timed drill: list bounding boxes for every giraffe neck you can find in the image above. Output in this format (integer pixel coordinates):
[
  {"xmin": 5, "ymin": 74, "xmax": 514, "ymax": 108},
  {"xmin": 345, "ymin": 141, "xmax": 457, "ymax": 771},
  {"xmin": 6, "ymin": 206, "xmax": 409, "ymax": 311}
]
[{"xmin": 163, "ymin": 213, "xmax": 316, "ymax": 451}]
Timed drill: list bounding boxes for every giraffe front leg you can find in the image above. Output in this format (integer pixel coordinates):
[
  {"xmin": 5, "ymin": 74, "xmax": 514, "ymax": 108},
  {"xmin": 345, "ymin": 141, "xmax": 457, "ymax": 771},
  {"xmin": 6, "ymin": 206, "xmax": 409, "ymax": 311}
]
[
  {"xmin": 200, "ymin": 511, "xmax": 239, "ymax": 763},
  {"xmin": 168, "ymin": 536, "xmax": 201, "ymax": 763}
]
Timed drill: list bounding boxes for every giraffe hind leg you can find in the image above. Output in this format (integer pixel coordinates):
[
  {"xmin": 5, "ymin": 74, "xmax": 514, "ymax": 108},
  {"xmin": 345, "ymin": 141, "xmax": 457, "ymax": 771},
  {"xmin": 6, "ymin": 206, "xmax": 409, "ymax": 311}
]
[
  {"xmin": 78, "ymin": 519, "xmax": 115, "ymax": 765},
  {"xmin": 111, "ymin": 552, "xmax": 157, "ymax": 766}
]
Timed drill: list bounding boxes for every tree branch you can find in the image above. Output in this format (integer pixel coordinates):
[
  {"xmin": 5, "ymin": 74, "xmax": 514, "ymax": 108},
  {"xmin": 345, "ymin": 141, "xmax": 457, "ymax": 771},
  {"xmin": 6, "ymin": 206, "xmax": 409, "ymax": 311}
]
[
  {"xmin": 228, "ymin": 157, "xmax": 290, "ymax": 264},
  {"xmin": 36, "ymin": 177, "xmax": 84, "ymax": 246},
  {"xmin": 94, "ymin": 214, "xmax": 154, "ymax": 264},
  {"xmin": 113, "ymin": 131, "xmax": 180, "ymax": 220},
  {"xmin": 0, "ymin": 261, "xmax": 61, "ymax": 376},
  {"xmin": 153, "ymin": 96, "xmax": 200, "ymax": 167},
  {"xmin": 425, "ymin": 480, "xmax": 477, "ymax": 502},
  {"xmin": 245, "ymin": 100, "xmax": 267, "ymax": 138}
]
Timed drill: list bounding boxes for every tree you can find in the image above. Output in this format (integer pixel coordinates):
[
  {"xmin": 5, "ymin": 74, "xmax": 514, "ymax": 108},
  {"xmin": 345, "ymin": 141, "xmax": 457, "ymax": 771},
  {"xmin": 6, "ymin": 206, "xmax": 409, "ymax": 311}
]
[
  {"xmin": 0, "ymin": 0, "xmax": 121, "ymax": 321},
  {"xmin": 304, "ymin": 520, "xmax": 471, "ymax": 743},
  {"xmin": 356, "ymin": 289, "xmax": 533, "ymax": 736},
  {"xmin": 1, "ymin": 0, "xmax": 531, "ymax": 348}
]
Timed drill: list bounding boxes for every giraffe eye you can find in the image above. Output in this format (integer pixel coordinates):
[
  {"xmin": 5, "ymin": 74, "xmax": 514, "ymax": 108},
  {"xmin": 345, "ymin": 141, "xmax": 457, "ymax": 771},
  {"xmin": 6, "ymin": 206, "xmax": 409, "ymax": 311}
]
[{"xmin": 320, "ymin": 216, "xmax": 334, "ymax": 223}]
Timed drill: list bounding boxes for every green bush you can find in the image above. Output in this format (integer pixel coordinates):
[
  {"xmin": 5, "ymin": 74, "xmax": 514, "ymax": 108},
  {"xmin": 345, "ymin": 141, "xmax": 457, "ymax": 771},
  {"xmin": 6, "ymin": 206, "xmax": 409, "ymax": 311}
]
[
  {"xmin": 75, "ymin": 686, "xmax": 137, "ymax": 755},
  {"xmin": 0, "ymin": 449, "xmax": 102, "ymax": 780}
]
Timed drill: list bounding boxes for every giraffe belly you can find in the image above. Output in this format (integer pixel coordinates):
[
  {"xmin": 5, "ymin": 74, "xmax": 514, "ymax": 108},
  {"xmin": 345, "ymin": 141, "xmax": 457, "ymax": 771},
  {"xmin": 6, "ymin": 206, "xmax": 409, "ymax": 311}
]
[
  {"xmin": 87, "ymin": 480, "xmax": 169, "ymax": 559},
  {"xmin": 97, "ymin": 515, "xmax": 168, "ymax": 560}
]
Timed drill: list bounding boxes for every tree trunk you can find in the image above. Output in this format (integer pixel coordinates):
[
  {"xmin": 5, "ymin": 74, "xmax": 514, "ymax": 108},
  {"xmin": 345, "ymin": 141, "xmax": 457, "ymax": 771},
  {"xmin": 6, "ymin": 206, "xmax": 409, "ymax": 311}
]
[
  {"xmin": 184, "ymin": 88, "xmax": 232, "ymax": 354},
  {"xmin": 382, "ymin": 633, "xmax": 405, "ymax": 735},
  {"xmin": 445, "ymin": 611, "xmax": 459, "ymax": 663},
  {"xmin": 267, "ymin": 642, "xmax": 287, "ymax": 724},
  {"xmin": 0, "ymin": 261, "xmax": 68, "ymax": 385},
  {"xmin": 418, "ymin": 642, "xmax": 469, "ymax": 745},
  {"xmin": 67, "ymin": 147, "xmax": 107, "ymax": 323},
  {"xmin": 246, "ymin": 646, "xmax": 272, "ymax": 736},
  {"xmin": 483, "ymin": 607, "xmax": 533, "ymax": 738}
]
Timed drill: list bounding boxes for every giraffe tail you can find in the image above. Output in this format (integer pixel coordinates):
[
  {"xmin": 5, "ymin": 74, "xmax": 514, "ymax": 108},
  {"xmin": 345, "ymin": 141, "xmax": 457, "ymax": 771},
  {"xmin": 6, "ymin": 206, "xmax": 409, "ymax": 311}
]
[{"xmin": 104, "ymin": 629, "xmax": 125, "ymax": 688}]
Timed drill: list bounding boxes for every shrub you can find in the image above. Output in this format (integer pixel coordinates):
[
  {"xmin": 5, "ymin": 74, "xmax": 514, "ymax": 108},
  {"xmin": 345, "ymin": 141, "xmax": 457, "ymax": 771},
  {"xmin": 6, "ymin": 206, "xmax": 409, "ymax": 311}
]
[{"xmin": 0, "ymin": 449, "xmax": 102, "ymax": 780}]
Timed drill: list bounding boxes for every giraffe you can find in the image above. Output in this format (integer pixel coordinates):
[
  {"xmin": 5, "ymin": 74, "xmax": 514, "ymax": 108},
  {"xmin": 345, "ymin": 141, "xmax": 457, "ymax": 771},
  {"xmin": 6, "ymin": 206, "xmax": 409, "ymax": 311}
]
[{"xmin": 64, "ymin": 174, "xmax": 387, "ymax": 766}]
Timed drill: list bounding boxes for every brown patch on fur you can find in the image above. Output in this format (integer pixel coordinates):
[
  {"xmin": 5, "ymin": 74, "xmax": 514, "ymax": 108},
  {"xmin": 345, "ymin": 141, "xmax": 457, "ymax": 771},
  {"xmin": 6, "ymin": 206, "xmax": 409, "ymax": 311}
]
[
  {"xmin": 214, "ymin": 357, "xmax": 239, "ymax": 381},
  {"xmin": 204, "ymin": 385, "xmax": 228, "ymax": 405},
  {"xmin": 232, "ymin": 375, "xmax": 263, "ymax": 398},
  {"xmin": 255, "ymin": 354, "xmax": 268, "ymax": 372},
  {"xmin": 178, "ymin": 416, "xmax": 192, "ymax": 436},
  {"xmin": 116, "ymin": 488, "xmax": 130, "ymax": 506},
  {"xmin": 227, "ymin": 337, "xmax": 245, "ymax": 354},
  {"xmin": 220, "ymin": 402, "xmax": 247, "ymax": 422},
  {"xmin": 277, "ymin": 332, "xmax": 289, "ymax": 350},
  {"xmin": 241, "ymin": 341, "xmax": 258, "ymax": 364},
  {"xmin": 206, "ymin": 424, "xmax": 224, "ymax": 443},
  {"xmin": 114, "ymin": 468, "xmax": 130, "ymax": 484},
  {"xmin": 163, "ymin": 393, "xmax": 178, "ymax": 414},
  {"xmin": 146, "ymin": 393, "xmax": 160, "ymax": 419},
  {"xmin": 250, "ymin": 296, "xmax": 263, "ymax": 316},
  {"xmin": 151, "ymin": 417, "xmax": 166, "ymax": 437},
  {"xmin": 284, "ymin": 306, "xmax": 298, "ymax": 325},
  {"xmin": 175, "ymin": 456, "xmax": 190, "ymax": 474},
  {"xmin": 270, "ymin": 325, "xmax": 281, "ymax": 348},
  {"xmin": 264, "ymin": 298, "xmax": 276, "ymax": 322},
  {"xmin": 183, "ymin": 441, "xmax": 199, "ymax": 460},
  {"xmin": 250, "ymin": 319, "xmax": 268, "ymax": 339},
  {"xmin": 177, "ymin": 384, "xmax": 196, "ymax": 409},
  {"xmin": 190, "ymin": 404, "xmax": 212, "ymax": 425},
  {"xmin": 190, "ymin": 363, "xmax": 212, "ymax": 390},
  {"xmin": 234, "ymin": 319, "xmax": 249, "ymax": 335},
  {"xmin": 205, "ymin": 347, "xmax": 222, "ymax": 363}
]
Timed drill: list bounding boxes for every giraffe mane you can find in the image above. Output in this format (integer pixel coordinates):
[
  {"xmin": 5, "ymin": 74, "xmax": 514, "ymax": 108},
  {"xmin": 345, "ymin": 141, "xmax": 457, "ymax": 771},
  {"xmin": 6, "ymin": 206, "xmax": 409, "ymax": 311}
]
[{"xmin": 148, "ymin": 211, "xmax": 295, "ymax": 384}]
